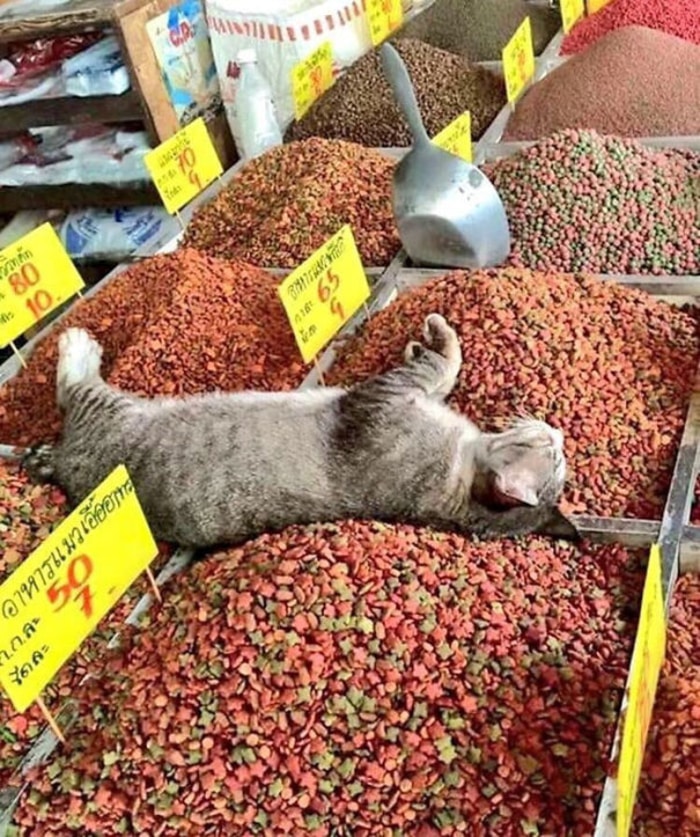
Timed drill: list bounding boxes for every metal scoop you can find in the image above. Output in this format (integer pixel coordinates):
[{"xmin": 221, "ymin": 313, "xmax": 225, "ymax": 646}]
[{"xmin": 380, "ymin": 43, "xmax": 511, "ymax": 269}]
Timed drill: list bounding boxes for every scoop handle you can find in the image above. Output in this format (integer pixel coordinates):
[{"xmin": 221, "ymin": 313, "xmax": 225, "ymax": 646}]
[{"xmin": 380, "ymin": 43, "xmax": 430, "ymax": 147}]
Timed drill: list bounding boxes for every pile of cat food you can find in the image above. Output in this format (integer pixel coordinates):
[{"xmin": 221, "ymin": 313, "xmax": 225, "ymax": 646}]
[
  {"xmin": 396, "ymin": 0, "xmax": 560, "ymax": 60},
  {"xmin": 183, "ymin": 139, "xmax": 400, "ymax": 268},
  {"xmin": 328, "ymin": 269, "xmax": 699, "ymax": 519},
  {"xmin": 12, "ymin": 522, "xmax": 644, "ymax": 835},
  {"xmin": 503, "ymin": 26, "xmax": 700, "ymax": 140},
  {"xmin": 286, "ymin": 40, "xmax": 505, "ymax": 147},
  {"xmin": 634, "ymin": 574, "xmax": 700, "ymax": 836},
  {"xmin": 0, "ymin": 250, "xmax": 308, "ymax": 447},
  {"xmin": 484, "ymin": 131, "xmax": 700, "ymax": 275},
  {"xmin": 0, "ymin": 459, "xmax": 171, "ymax": 788},
  {"xmin": 562, "ymin": 0, "xmax": 700, "ymax": 55}
]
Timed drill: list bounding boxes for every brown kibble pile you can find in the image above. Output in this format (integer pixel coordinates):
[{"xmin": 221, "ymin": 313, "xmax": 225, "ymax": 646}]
[
  {"xmin": 286, "ymin": 39, "xmax": 505, "ymax": 147},
  {"xmin": 634, "ymin": 574, "xmax": 700, "ymax": 836},
  {"xmin": 13, "ymin": 522, "xmax": 644, "ymax": 835},
  {"xmin": 396, "ymin": 0, "xmax": 560, "ymax": 60},
  {"xmin": 0, "ymin": 250, "xmax": 307, "ymax": 447},
  {"xmin": 504, "ymin": 26, "xmax": 700, "ymax": 140},
  {"xmin": 328, "ymin": 269, "xmax": 699, "ymax": 519},
  {"xmin": 183, "ymin": 139, "xmax": 400, "ymax": 268}
]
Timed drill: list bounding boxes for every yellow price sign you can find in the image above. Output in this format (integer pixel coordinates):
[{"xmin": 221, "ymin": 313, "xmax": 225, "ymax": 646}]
[
  {"xmin": 502, "ymin": 17, "xmax": 536, "ymax": 105},
  {"xmin": 278, "ymin": 225, "xmax": 370, "ymax": 364},
  {"xmin": 617, "ymin": 544, "xmax": 667, "ymax": 837},
  {"xmin": 560, "ymin": 0, "xmax": 585, "ymax": 33},
  {"xmin": 433, "ymin": 112, "xmax": 472, "ymax": 163},
  {"xmin": 0, "ymin": 223, "xmax": 84, "ymax": 349},
  {"xmin": 367, "ymin": 0, "xmax": 403, "ymax": 46},
  {"xmin": 292, "ymin": 42, "xmax": 334, "ymax": 120},
  {"xmin": 144, "ymin": 117, "xmax": 223, "ymax": 215},
  {"xmin": 0, "ymin": 465, "xmax": 158, "ymax": 712},
  {"xmin": 587, "ymin": 0, "xmax": 612, "ymax": 13}
]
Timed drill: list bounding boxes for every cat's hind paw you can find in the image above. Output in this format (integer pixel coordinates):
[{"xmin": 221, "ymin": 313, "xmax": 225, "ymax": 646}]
[
  {"xmin": 423, "ymin": 314, "xmax": 460, "ymax": 359},
  {"xmin": 57, "ymin": 328, "xmax": 103, "ymax": 392},
  {"xmin": 404, "ymin": 340, "xmax": 426, "ymax": 363},
  {"xmin": 21, "ymin": 444, "xmax": 56, "ymax": 484}
]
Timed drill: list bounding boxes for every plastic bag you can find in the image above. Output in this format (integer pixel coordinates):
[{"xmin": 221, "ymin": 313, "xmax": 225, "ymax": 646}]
[
  {"xmin": 61, "ymin": 35, "xmax": 130, "ymax": 97},
  {"xmin": 60, "ymin": 207, "xmax": 172, "ymax": 260},
  {"xmin": 206, "ymin": 0, "xmax": 372, "ymax": 131}
]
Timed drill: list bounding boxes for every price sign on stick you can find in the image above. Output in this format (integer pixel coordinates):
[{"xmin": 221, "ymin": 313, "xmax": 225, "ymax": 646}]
[
  {"xmin": 560, "ymin": 0, "xmax": 585, "ymax": 33},
  {"xmin": 367, "ymin": 0, "xmax": 403, "ymax": 46},
  {"xmin": 292, "ymin": 42, "xmax": 334, "ymax": 120},
  {"xmin": 587, "ymin": 0, "xmax": 612, "ymax": 13},
  {"xmin": 144, "ymin": 117, "xmax": 223, "ymax": 215},
  {"xmin": 617, "ymin": 544, "xmax": 667, "ymax": 837},
  {"xmin": 502, "ymin": 17, "xmax": 536, "ymax": 106},
  {"xmin": 0, "ymin": 223, "xmax": 84, "ymax": 349},
  {"xmin": 0, "ymin": 465, "xmax": 158, "ymax": 713},
  {"xmin": 279, "ymin": 225, "xmax": 370, "ymax": 364},
  {"xmin": 433, "ymin": 112, "xmax": 472, "ymax": 163}
]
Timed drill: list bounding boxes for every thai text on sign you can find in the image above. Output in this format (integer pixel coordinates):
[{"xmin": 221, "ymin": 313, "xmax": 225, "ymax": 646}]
[
  {"xmin": 616, "ymin": 544, "xmax": 667, "ymax": 837},
  {"xmin": 0, "ymin": 223, "xmax": 84, "ymax": 349},
  {"xmin": 144, "ymin": 116, "xmax": 223, "ymax": 215},
  {"xmin": 433, "ymin": 112, "xmax": 472, "ymax": 163},
  {"xmin": 367, "ymin": 0, "xmax": 403, "ymax": 47},
  {"xmin": 292, "ymin": 42, "xmax": 334, "ymax": 120},
  {"xmin": 278, "ymin": 225, "xmax": 370, "ymax": 364},
  {"xmin": 0, "ymin": 465, "xmax": 158, "ymax": 712},
  {"xmin": 502, "ymin": 17, "xmax": 535, "ymax": 105}
]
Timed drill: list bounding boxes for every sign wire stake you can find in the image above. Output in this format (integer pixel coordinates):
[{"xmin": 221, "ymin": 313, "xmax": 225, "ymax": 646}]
[
  {"xmin": 314, "ymin": 358, "xmax": 326, "ymax": 387},
  {"xmin": 36, "ymin": 695, "xmax": 65, "ymax": 744},
  {"xmin": 10, "ymin": 341, "xmax": 27, "ymax": 369},
  {"xmin": 175, "ymin": 211, "xmax": 186, "ymax": 232},
  {"xmin": 145, "ymin": 566, "xmax": 162, "ymax": 603}
]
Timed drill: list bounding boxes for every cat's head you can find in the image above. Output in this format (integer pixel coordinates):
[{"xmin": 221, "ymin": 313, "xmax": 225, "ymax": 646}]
[{"xmin": 473, "ymin": 417, "xmax": 567, "ymax": 509}]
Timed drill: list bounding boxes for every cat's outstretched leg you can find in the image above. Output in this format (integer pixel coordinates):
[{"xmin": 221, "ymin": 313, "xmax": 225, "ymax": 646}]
[
  {"xmin": 56, "ymin": 328, "xmax": 104, "ymax": 409},
  {"xmin": 400, "ymin": 314, "xmax": 462, "ymax": 398}
]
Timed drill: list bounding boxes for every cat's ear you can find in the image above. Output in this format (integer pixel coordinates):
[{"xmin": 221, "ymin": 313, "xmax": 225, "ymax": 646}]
[
  {"xmin": 494, "ymin": 467, "xmax": 539, "ymax": 507},
  {"xmin": 536, "ymin": 507, "xmax": 581, "ymax": 541}
]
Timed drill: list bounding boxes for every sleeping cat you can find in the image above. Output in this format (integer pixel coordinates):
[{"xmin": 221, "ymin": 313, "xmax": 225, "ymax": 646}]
[{"xmin": 24, "ymin": 314, "xmax": 578, "ymax": 548}]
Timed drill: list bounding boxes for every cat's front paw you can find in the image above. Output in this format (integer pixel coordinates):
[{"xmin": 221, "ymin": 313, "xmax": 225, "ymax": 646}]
[
  {"xmin": 423, "ymin": 314, "xmax": 460, "ymax": 360},
  {"xmin": 22, "ymin": 444, "xmax": 56, "ymax": 483},
  {"xmin": 404, "ymin": 340, "xmax": 426, "ymax": 363}
]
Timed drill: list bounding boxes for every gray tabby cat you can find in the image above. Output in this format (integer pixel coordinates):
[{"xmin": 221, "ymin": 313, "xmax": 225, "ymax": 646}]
[{"xmin": 25, "ymin": 314, "xmax": 578, "ymax": 548}]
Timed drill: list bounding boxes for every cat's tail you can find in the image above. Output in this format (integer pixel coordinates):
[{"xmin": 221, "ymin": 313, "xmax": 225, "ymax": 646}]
[{"xmin": 56, "ymin": 327, "xmax": 104, "ymax": 409}]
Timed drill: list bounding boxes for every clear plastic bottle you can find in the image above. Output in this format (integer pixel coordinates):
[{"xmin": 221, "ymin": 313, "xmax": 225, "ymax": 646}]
[{"xmin": 227, "ymin": 48, "xmax": 282, "ymax": 161}]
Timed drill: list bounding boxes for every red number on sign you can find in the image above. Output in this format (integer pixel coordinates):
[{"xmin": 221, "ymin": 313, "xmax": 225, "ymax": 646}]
[
  {"xmin": 26, "ymin": 289, "xmax": 53, "ymax": 321},
  {"xmin": 46, "ymin": 554, "xmax": 94, "ymax": 619},
  {"xmin": 178, "ymin": 147, "xmax": 202, "ymax": 191},
  {"xmin": 318, "ymin": 270, "xmax": 344, "ymax": 320},
  {"xmin": 310, "ymin": 66, "xmax": 323, "ymax": 97},
  {"xmin": 8, "ymin": 263, "xmax": 40, "ymax": 296}
]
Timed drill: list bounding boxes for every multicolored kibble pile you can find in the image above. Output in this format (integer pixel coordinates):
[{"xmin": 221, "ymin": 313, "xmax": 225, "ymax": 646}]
[
  {"xmin": 0, "ymin": 250, "xmax": 308, "ymax": 447},
  {"xmin": 183, "ymin": 139, "xmax": 400, "ymax": 268},
  {"xmin": 12, "ymin": 522, "xmax": 644, "ymax": 835},
  {"xmin": 634, "ymin": 574, "xmax": 700, "ymax": 836},
  {"xmin": 562, "ymin": 0, "xmax": 700, "ymax": 55},
  {"xmin": 328, "ymin": 269, "xmax": 699, "ymax": 519},
  {"xmin": 485, "ymin": 131, "xmax": 700, "ymax": 275},
  {"xmin": 503, "ymin": 26, "xmax": 700, "ymax": 140},
  {"xmin": 286, "ymin": 40, "xmax": 505, "ymax": 147}
]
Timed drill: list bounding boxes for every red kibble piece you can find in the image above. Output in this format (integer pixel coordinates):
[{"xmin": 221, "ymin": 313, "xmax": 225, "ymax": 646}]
[{"xmin": 327, "ymin": 269, "xmax": 699, "ymax": 519}]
